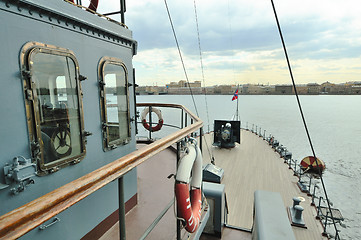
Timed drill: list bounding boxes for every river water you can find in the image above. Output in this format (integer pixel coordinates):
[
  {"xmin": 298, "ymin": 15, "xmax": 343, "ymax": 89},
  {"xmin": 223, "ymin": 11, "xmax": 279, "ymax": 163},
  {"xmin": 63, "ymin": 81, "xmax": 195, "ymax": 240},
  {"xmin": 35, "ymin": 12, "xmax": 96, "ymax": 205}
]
[{"xmin": 137, "ymin": 94, "xmax": 360, "ymax": 240}]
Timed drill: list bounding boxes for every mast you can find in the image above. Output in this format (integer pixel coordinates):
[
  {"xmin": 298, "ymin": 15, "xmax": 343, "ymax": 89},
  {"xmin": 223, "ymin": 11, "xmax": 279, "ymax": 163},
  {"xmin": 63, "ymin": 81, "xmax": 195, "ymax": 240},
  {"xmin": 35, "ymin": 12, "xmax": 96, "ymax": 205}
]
[{"xmin": 235, "ymin": 84, "xmax": 239, "ymax": 121}]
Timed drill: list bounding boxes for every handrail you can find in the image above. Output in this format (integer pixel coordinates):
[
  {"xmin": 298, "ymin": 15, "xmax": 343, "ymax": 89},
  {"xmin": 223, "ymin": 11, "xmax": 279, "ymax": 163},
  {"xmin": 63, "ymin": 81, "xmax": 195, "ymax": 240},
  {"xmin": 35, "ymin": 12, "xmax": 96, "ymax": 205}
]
[{"xmin": 0, "ymin": 103, "xmax": 203, "ymax": 240}]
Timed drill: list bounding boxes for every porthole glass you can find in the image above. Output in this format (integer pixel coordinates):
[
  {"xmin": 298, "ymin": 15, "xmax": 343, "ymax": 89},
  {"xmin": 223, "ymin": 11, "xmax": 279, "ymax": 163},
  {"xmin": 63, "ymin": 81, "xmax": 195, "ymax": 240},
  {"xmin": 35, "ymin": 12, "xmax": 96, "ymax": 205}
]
[{"xmin": 99, "ymin": 57, "xmax": 130, "ymax": 150}]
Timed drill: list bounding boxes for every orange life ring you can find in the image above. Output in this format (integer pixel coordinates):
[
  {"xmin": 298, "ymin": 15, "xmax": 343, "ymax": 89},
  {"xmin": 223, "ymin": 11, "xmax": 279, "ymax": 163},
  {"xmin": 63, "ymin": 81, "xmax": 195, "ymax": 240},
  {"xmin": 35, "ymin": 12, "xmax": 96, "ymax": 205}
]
[
  {"xmin": 141, "ymin": 107, "xmax": 164, "ymax": 132},
  {"xmin": 175, "ymin": 142, "xmax": 203, "ymax": 233}
]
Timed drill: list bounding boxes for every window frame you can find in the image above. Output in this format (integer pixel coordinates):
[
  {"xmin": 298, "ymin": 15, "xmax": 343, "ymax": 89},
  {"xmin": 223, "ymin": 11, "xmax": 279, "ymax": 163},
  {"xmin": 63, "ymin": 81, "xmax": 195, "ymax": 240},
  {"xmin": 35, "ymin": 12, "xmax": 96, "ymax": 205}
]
[
  {"xmin": 20, "ymin": 42, "xmax": 86, "ymax": 174},
  {"xmin": 98, "ymin": 56, "xmax": 131, "ymax": 151}
]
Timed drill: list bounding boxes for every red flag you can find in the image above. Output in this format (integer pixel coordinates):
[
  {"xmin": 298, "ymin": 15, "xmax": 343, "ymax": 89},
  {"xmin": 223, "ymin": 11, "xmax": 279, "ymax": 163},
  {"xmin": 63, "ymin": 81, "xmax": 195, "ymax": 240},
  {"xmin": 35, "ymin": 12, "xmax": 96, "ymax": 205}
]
[{"xmin": 232, "ymin": 89, "xmax": 238, "ymax": 101}]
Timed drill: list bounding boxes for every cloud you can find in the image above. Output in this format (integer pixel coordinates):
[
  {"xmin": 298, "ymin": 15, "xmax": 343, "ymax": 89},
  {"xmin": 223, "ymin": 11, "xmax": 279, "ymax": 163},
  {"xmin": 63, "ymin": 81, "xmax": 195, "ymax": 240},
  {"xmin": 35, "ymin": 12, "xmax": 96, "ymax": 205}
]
[{"xmin": 95, "ymin": 0, "xmax": 361, "ymax": 85}]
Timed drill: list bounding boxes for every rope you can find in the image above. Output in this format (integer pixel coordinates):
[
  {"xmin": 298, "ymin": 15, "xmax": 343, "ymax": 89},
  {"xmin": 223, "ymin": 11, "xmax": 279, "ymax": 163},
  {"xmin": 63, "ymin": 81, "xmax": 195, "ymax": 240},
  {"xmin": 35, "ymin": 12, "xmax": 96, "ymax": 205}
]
[
  {"xmin": 193, "ymin": 0, "xmax": 210, "ymax": 133},
  {"xmin": 271, "ymin": 0, "xmax": 339, "ymax": 235},
  {"xmin": 192, "ymin": 0, "xmax": 215, "ymax": 164},
  {"xmin": 164, "ymin": 0, "xmax": 199, "ymax": 118}
]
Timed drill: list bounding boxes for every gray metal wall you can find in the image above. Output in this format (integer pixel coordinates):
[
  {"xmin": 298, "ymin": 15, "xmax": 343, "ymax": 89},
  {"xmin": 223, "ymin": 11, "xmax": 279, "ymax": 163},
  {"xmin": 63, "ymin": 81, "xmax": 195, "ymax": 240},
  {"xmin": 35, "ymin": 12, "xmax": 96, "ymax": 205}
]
[{"xmin": 0, "ymin": 1, "xmax": 138, "ymax": 239}]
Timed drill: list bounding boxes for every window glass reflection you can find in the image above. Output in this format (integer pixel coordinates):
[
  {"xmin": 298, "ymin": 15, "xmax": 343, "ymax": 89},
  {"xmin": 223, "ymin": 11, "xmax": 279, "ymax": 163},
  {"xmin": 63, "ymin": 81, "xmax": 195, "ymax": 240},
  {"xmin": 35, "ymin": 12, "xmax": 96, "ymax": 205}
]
[
  {"xmin": 103, "ymin": 63, "xmax": 130, "ymax": 146},
  {"xmin": 31, "ymin": 52, "xmax": 83, "ymax": 164}
]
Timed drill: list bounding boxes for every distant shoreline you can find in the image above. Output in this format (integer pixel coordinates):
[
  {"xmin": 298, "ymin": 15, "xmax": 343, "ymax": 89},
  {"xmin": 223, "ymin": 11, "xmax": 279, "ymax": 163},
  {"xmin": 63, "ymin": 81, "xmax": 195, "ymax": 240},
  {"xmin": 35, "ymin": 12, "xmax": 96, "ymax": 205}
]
[{"xmin": 136, "ymin": 92, "xmax": 361, "ymax": 96}]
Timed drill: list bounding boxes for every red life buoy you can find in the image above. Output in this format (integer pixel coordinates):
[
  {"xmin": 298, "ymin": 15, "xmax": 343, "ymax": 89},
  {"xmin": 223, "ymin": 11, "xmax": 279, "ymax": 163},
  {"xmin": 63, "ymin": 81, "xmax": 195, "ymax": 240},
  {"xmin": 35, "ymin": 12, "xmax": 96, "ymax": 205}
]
[
  {"xmin": 67, "ymin": 0, "xmax": 98, "ymax": 12},
  {"xmin": 88, "ymin": 0, "xmax": 99, "ymax": 12},
  {"xmin": 141, "ymin": 107, "xmax": 164, "ymax": 132},
  {"xmin": 175, "ymin": 142, "xmax": 203, "ymax": 233}
]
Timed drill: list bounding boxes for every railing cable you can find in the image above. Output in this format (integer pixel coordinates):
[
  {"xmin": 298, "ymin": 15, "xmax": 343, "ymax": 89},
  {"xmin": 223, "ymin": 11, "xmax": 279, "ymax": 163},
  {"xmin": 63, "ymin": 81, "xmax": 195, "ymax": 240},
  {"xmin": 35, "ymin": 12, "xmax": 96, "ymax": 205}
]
[{"xmin": 271, "ymin": 0, "xmax": 339, "ymax": 236}]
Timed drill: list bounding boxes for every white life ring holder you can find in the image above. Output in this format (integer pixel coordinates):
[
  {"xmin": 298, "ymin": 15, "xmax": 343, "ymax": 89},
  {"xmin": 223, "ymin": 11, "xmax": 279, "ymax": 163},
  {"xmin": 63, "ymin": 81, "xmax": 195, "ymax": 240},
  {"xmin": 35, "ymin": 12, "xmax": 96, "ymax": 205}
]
[
  {"xmin": 175, "ymin": 142, "xmax": 203, "ymax": 233},
  {"xmin": 141, "ymin": 107, "xmax": 164, "ymax": 132}
]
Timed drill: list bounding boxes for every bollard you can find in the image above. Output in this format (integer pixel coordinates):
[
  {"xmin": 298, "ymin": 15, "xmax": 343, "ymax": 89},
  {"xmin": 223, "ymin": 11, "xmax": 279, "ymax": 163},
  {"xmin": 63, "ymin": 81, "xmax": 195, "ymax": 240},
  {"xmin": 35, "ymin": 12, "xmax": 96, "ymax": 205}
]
[
  {"xmin": 290, "ymin": 198, "xmax": 305, "ymax": 227},
  {"xmin": 294, "ymin": 205, "xmax": 304, "ymax": 220},
  {"xmin": 293, "ymin": 197, "xmax": 301, "ymax": 208}
]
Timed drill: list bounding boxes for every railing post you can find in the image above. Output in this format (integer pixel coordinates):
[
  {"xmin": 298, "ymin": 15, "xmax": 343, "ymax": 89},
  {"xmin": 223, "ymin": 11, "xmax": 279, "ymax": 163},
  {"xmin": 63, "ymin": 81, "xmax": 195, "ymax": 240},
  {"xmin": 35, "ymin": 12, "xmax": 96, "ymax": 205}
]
[
  {"xmin": 191, "ymin": 119, "xmax": 194, "ymax": 137},
  {"xmin": 311, "ymin": 184, "xmax": 318, "ymax": 206},
  {"xmin": 148, "ymin": 106, "xmax": 152, "ymax": 139},
  {"xmin": 316, "ymin": 196, "xmax": 323, "ymax": 219},
  {"xmin": 308, "ymin": 176, "xmax": 312, "ymax": 196},
  {"xmin": 200, "ymin": 127, "xmax": 203, "ymax": 153},
  {"xmin": 288, "ymin": 158, "xmax": 292, "ymax": 169},
  {"xmin": 118, "ymin": 177, "xmax": 126, "ymax": 240},
  {"xmin": 322, "ymin": 211, "xmax": 329, "ymax": 237},
  {"xmin": 185, "ymin": 113, "xmax": 188, "ymax": 128},
  {"xmin": 181, "ymin": 109, "xmax": 184, "ymax": 129},
  {"xmin": 176, "ymin": 141, "xmax": 181, "ymax": 240}
]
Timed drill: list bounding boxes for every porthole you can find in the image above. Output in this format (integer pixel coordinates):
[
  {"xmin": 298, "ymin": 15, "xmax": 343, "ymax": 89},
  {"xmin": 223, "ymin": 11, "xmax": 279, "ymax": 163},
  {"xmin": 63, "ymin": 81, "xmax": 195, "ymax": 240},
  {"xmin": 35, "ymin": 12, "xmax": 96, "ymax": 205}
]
[
  {"xmin": 98, "ymin": 57, "xmax": 131, "ymax": 150},
  {"xmin": 20, "ymin": 42, "xmax": 86, "ymax": 173}
]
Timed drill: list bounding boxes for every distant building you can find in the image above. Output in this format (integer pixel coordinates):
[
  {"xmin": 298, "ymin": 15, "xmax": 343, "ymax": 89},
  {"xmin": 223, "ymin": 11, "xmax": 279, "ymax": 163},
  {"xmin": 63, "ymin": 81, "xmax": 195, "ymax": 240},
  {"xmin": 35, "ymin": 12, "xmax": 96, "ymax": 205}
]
[
  {"xmin": 187, "ymin": 81, "xmax": 201, "ymax": 88},
  {"xmin": 167, "ymin": 87, "xmax": 202, "ymax": 95},
  {"xmin": 275, "ymin": 85, "xmax": 293, "ymax": 94},
  {"xmin": 295, "ymin": 85, "xmax": 308, "ymax": 94},
  {"xmin": 166, "ymin": 80, "xmax": 201, "ymax": 88},
  {"xmin": 137, "ymin": 80, "xmax": 361, "ymax": 95},
  {"xmin": 320, "ymin": 81, "xmax": 335, "ymax": 93},
  {"xmin": 214, "ymin": 85, "xmax": 233, "ymax": 94},
  {"xmin": 260, "ymin": 85, "xmax": 275, "ymax": 94},
  {"xmin": 307, "ymin": 83, "xmax": 320, "ymax": 94}
]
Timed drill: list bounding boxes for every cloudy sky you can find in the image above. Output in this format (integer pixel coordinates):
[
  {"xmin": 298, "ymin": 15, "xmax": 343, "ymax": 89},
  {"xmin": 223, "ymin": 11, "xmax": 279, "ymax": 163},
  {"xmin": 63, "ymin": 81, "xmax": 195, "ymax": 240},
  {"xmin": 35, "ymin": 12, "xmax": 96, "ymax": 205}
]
[{"xmin": 96, "ymin": 0, "xmax": 361, "ymax": 86}]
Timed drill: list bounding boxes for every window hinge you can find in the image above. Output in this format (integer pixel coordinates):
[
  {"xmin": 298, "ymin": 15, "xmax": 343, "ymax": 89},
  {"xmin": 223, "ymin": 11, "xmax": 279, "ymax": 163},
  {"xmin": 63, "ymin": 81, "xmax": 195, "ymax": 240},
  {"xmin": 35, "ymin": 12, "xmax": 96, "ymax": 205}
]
[
  {"xmin": 31, "ymin": 141, "xmax": 41, "ymax": 158},
  {"xmin": 22, "ymin": 70, "xmax": 32, "ymax": 80},
  {"xmin": 49, "ymin": 167, "xmax": 59, "ymax": 174},
  {"xmin": 26, "ymin": 89, "xmax": 34, "ymax": 101},
  {"xmin": 79, "ymin": 75, "xmax": 87, "ymax": 81},
  {"xmin": 99, "ymin": 80, "xmax": 106, "ymax": 87},
  {"xmin": 128, "ymin": 82, "xmax": 133, "ymax": 87}
]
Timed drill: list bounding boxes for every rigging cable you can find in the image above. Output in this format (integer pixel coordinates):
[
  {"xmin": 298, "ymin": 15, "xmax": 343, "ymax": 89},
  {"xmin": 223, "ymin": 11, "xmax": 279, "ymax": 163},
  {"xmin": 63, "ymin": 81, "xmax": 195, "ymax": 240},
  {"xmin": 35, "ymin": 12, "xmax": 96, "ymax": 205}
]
[
  {"xmin": 164, "ymin": 0, "xmax": 214, "ymax": 164},
  {"xmin": 164, "ymin": 0, "xmax": 199, "ymax": 117},
  {"xmin": 193, "ymin": 0, "xmax": 210, "ymax": 134},
  {"xmin": 271, "ymin": 0, "xmax": 339, "ymax": 236},
  {"xmin": 192, "ymin": 0, "xmax": 215, "ymax": 164}
]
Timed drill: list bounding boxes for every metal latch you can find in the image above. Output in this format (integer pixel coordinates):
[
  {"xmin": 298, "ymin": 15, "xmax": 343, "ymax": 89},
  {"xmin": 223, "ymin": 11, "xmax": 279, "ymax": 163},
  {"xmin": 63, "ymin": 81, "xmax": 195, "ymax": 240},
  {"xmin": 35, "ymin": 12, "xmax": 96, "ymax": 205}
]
[
  {"xmin": 79, "ymin": 75, "xmax": 87, "ymax": 81},
  {"xmin": 82, "ymin": 131, "xmax": 93, "ymax": 144},
  {"xmin": 3, "ymin": 156, "xmax": 37, "ymax": 194}
]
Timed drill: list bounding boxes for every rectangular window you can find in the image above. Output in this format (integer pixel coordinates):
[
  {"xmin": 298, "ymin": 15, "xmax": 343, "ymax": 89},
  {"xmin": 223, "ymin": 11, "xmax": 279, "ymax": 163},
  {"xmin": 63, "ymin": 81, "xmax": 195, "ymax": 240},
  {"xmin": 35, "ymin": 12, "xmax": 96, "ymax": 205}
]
[
  {"xmin": 99, "ymin": 58, "xmax": 130, "ymax": 150},
  {"xmin": 21, "ymin": 42, "xmax": 85, "ymax": 173}
]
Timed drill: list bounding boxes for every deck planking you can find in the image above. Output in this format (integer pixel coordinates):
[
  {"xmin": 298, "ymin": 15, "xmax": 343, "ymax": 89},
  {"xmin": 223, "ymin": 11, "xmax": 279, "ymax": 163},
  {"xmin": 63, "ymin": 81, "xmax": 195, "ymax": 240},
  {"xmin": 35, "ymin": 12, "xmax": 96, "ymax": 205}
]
[{"xmin": 201, "ymin": 130, "xmax": 326, "ymax": 239}]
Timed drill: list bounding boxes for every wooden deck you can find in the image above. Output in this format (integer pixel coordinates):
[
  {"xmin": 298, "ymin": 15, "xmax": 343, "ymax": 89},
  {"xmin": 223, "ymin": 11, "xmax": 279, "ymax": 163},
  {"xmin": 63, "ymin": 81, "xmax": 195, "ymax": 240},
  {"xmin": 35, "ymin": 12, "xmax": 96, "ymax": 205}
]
[
  {"xmin": 201, "ymin": 130, "xmax": 327, "ymax": 239},
  {"xmin": 100, "ymin": 129, "xmax": 326, "ymax": 239},
  {"xmin": 100, "ymin": 144, "xmax": 249, "ymax": 240}
]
